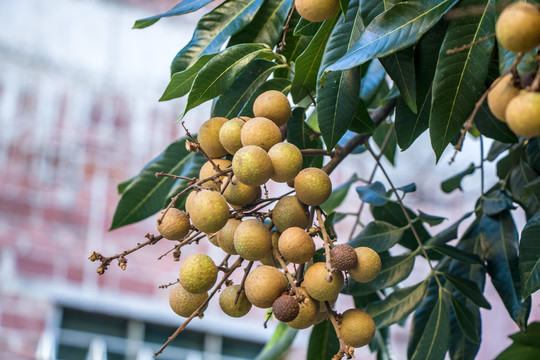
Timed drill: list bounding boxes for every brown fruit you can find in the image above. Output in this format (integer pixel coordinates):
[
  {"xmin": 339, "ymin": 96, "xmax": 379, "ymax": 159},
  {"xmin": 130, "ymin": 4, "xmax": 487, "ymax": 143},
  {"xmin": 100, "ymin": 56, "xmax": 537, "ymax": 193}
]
[
  {"xmin": 295, "ymin": 0, "xmax": 340, "ymax": 23},
  {"xmin": 197, "ymin": 117, "xmax": 228, "ymax": 158},
  {"xmin": 233, "ymin": 219, "xmax": 272, "ymax": 261},
  {"xmin": 286, "ymin": 287, "xmax": 320, "ymax": 329},
  {"xmin": 189, "ymin": 190, "xmax": 229, "ymax": 234},
  {"xmin": 340, "ymin": 309, "xmax": 376, "ymax": 348},
  {"xmin": 252, "ymin": 90, "xmax": 291, "ymax": 126},
  {"xmin": 348, "ymin": 247, "xmax": 382, "ymax": 283},
  {"xmin": 272, "ymin": 294, "xmax": 300, "ymax": 322},
  {"xmin": 259, "ymin": 231, "xmax": 282, "ymax": 267},
  {"xmin": 179, "ymin": 253, "xmax": 218, "ymax": 294},
  {"xmin": 156, "ymin": 208, "xmax": 190, "ymax": 240},
  {"xmin": 496, "ymin": 2, "xmax": 540, "ymax": 53},
  {"xmin": 219, "ymin": 284, "xmax": 252, "ymax": 318},
  {"xmin": 294, "ymin": 167, "xmax": 332, "ymax": 206},
  {"xmin": 487, "ymin": 74, "xmax": 520, "ymax": 122},
  {"xmin": 169, "ymin": 284, "xmax": 208, "ymax": 317},
  {"xmin": 232, "ymin": 145, "xmax": 274, "ymax": 186},
  {"xmin": 302, "ymin": 262, "xmax": 344, "ymax": 302},
  {"xmin": 244, "ymin": 265, "xmax": 288, "ymax": 308},
  {"xmin": 521, "ymin": 70, "xmax": 537, "ymax": 89},
  {"xmin": 278, "ymin": 227, "xmax": 315, "ymax": 264},
  {"xmin": 268, "ymin": 142, "xmax": 303, "ymax": 183},
  {"xmin": 272, "ymin": 195, "xmax": 310, "ymax": 233},
  {"xmin": 330, "ymin": 244, "xmax": 358, "ymax": 271},
  {"xmin": 217, "ymin": 218, "xmax": 241, "ymax": 255},
  {"xmin": 199, "ymin": 159, "xmax": 232, "ymax": 190},
  {"xmin": 240, "ymin": 117, "xmax": 282, "ymax": 151},
  {"xmin": 222, "ymin": 176, "xmax": 260, "ymax": 206},
  {"xmin": 219, "ymin": 117, "xmax": 248, "ymax": 155},
  {"xmin": 506, "ymin": 91, "xmax": 540, "ymax": 137}
]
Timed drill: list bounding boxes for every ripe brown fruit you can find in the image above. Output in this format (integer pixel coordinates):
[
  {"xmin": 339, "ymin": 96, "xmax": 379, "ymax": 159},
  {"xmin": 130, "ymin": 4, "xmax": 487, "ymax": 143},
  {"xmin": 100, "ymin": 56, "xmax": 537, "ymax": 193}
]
[
  {"xmin": 156, "ymin": 208, "xmax": 190, "ymax": 240},
  {"xmin": 272, "ymin": 196, "xmax": 310, "ymax": 233},
  {"xmin": 179, "ymin": 253, "xmax": 218, "ymax": 294},
  {"xmin": 272, "ymin": 294, "xmax": 300, "ymax": 322},
  {"xmin": 268, "ymin": 142, "xmax": 303, "ymax": 183},
  {"xmin": 259, "ymin": 231, "xmax": 281, "ymax": 267},
  {"xmin": 217, "ymin": 218, "xmax": 241, "ymax": 255},
  {"xmin": 169, "ymin": 284, "xmax": 208, "ymax": 317},
  {"xmin": 286, "ymin": 287, "xmax": 320, "ymax": 329},
  {"xmin": 234, "ymin": 219, "xmax": 272, "ymax": 261},
  {"xmin": 232, "ymin": 145, "xmax": 274, "ymax": 186},
  {"xmin": 199, "ymin": 159, "xmax": 232, "ymax": 190},
  {"xmin": 240, "ymin": 117, "xmax": 282, "ymax": 151},
  {"xmin": 278, "ymin": 227, "xmax": 315, "ymax": 264},
  {"xmin": 244, "ymin": 265, "xmax": 288, "ymax": 308},
  {"xmin": 189, "ymin": 190, "xmax": 229, "ymax": 234},
  {"xmin": 349, "ymin": 247, "xmax": 382, "ymax": 283},
  {"xmin": 303, "ymin": 262, "xmax": 344, "ymax": 302},
  {"xmin": 294, "ymin": 167, "xmax": 332, "ymax": 206},
  {"xmin": 505, "ymin": 91, "xmax": 540, "ymax": 137},
  {"xmin": 339, "ymin": 309, "xmax": 376, "ymax": 348},
  {"xmin": 295, "ymin": 0, "xmax": 340, "ymax": 23},
  {"xmin": 487, "ymin": 75, "xmax": 520, "ymax": 122},
  {"xmin": 252, "ymin": 90, "xmax": 291, "ymax": 126},
  {"xmin": 222, "ymin": 176, "xmax": 260, "ymax": 206},
  {"xmin": 219, "ymin": 117, "xmax": 248, "ymax": 155},
  {"xmin": 197, "ymin": 117, "xmax": 228, "ymax": 158},
  {"xmin": 330, "ymin": 244, "xmax": 358, "ymax": 271},
  {"xmin": 219, "ymin": 284, "xmax": 252, "ymax": 318},
  {"xmin": 495, "ymin": 2, "xmax": 540, "ymax": 53}
]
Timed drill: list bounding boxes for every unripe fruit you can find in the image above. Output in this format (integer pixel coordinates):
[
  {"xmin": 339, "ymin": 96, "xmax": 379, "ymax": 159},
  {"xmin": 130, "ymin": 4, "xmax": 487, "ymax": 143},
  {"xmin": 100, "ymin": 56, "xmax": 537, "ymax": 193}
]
[
  {"xmin": 234, "ymin": 219, "xmax": 272, "ymax": 261},
  {"xmin": 219, "ymin": 117, "xmax": 248, "ymax": 155},
  {"xmin": 272, "ymin": 196, "xmax": 310, "ymax": 233},
  {"xmin": 268, "ymin": 142, "xmax": 303, "ymax": 183},
  {"xmin": 232, "ymin": 145, "xmax": 274, "ymax": 186},
  {"xmin": 294, "ymin": 167, "xmax": 332, "ymax": 206},
  {"xmin": 240, "ymin": 117, "xmax": 282, "ymax": 151},
  {"xmin": 286, "ymin": 287, "xmax": 320, "ymax": 329},
  {"xmin": 339, "ymin": 309, "xmax": 376, "ymax": 348},
  {"xmin": 222, "ymin": 176, "xmax": 260, "ymax": 206},
  {"xmin": 272, "ymin": 294, "xmax": 300, "ymax": 322},
  {"xmin": 199, "ymin": 159, "xmax": 231, "ymax": 190},
  {"xmin": 208, "ymin": 233, "xmax": 219, "ymax": 247},
  {"xmin": 330, "ymin": 244, "xmax": 358, "ymax": 271},
  {"xmin": 349, "ymin": 247, "xmax": 382, "ymax": 283},
  {"xmin": 278, "ymin": 227, "xmax": 315, "ymax": 264},
  {"xmin": 219, "ymin": 284, "xmax": 252, "ymax": 318},
  {"xmin": 495, "ymin": 2, "xmax": 540, "ymax": 53},
  {"xmin": 217, "ymin": 218, "xmax": 241, "ymax": 255},
  {"xmin": 505, "ymin": 91, "xmax": 540, "ymax": 137},
  {"xmin": 259, "ymin": 231, "xmax": 281, "ymax": 267},
  {"xmin": 303, "ymin": 262, "xmax": 344, "ymax": 302},
  {"xmin": 245, "ymin": 265, "xmax": 288, "ymax": 308},
  {"xmin": 198, "ymin": 117, "xmax": 228, "ymax": 158},
  {"xmin": 487, "ymin": 75, "xmax": 520, "ymax": 122},
  {"xmin": 169, "ymin": 284, "xmax": 208, "ymax": 317},
  {"xmin": 295, "ymin": 0, "xmax": 340, "ymax": 23},
  {"xmin": 253, "ymin": 90, "xmax": 291, "ymax": 126},
  {"xmin": 189, "ymin": 190, "xmax": 229, "ymax": 234},
  {"xmin": 179, "ymin": 254, "xmax": 218, "ymax": 294},
  {"xmin": 156, "ymin": 208, "xmax": 190, "ymax": 240},
  {"xmin": 185, "ymin": 190, "xmax": 197, "ymax": 214}
]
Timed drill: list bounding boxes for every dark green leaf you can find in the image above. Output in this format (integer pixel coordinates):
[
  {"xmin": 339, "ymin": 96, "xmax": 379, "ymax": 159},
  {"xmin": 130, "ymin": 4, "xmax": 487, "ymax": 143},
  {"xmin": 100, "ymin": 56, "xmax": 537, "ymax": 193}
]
[
  {"xmin": 443, "ymin": 273, "xmax": 491, "ymax": 309},
  {"xmin": 519, "ymin": 213, "xmax": 540, "ymax": 299},
  {"xmin": 294, "ymin": 18, "xmax": 322, "ymax": 36},
  {"xmin": 440, "ymin": 163, "xmax": 476, "ymax": 193},
  {"xmin": 498, "ymin": 44, "xmax": 539, "ymax": 74},
  {"xmin": 321, "ymin": 173, "xmax": 359, "ymax": 214},
  {"xmin": 523, "ymin": 177, "xmax": 540, "ymax": 200},
  {"xmin": 239, "ymin": 78, "xmax": 292, "ymax": 117},
  {"xmin": 425, "ymin": 212, "xmax": 472, "ymax": 246},
  {"xmin": 359, "ymin": 60, "xmax": 387, "ymax": 106},
  {"xmin": 306, "ymin": 320, "xmax": 340, "ymax": 360},
  {"xmin": 496, "ymin": 146, "xmax": 521, "ymax": 180},
  {"xmin": 373, "ymin": 122, "xmax": 397, "ymax": 165},
  {"xmin": 418, "ymin": 210, "xmax": 446, "ymax": 226},
  {"xmin": 430, "ymin": 245, "xmax": 482, "ymax": 264},
  {"xmin": 349, "ymin": 99, "xmax": 374, "ymax": 135},
  {"xmin": 487, "ymin": 141, "xmax": 513, "ymax": 161},
  {"xmin": 359, "ymin": 0, "xmax": 401, "ymax": 26},
  {"xmin": 349, "ymin": 221, "xmax": 405, "ymax": 252},
  {"xmin": 526, "ymin": 137, "xmax": 540, "ymax": 173},
  {"xmin": 398, "ymin": 183, "xmax": 417, "ymax": 194},
  {"xmin": 133, "ymin": 0, "xmax": 215, "ymax": 29},
  {"xmin": 117, "ymin": 178, "xmax": 134, "ymax": 195},
  {"xmin": 510, "ymin": 158, "xmax": 540, "ymax": 218},
  {"xmin": 380, "ymin": 47, "xmax": 417, "ymax": 113},
  {"xmin": 356, "ymin": 182, "xmax": 388, "ymax": 206},
  {"xmin": 509, "ymin": 322, "xmax": 540, "ymax": 347},
  {"xmin": 254, "ymin": 322, "xmax": 297, "ymax": 360},
  {"xmin": 482, "ymin": 189, "xmax": 515, "ymax": 216},
  {"xmin": 474, "ymin": 101, "xmax": 518, "ymax": 143},
  {"xmin": 495, "ymin": 322, "xmax": 540, "ymax": 360}
]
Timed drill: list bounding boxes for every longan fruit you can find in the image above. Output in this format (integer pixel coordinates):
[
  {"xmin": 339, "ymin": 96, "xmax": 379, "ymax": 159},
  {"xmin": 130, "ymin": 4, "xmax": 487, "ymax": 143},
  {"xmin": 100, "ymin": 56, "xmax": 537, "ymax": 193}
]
[
  {"xmin": 189, "ymin": 190, "xmax": 229, "ymax": 234},
  {"xmin": 487, "ymin": 74, "xmax": 520, "ymax": 122},
  {"xmin": 295, "ymin": 0, "xmax": 340, "ymax": 23},
  {"xmin": 219, "ymin": 284, "xmax": 252, "ymax": 318},
  {"xmin": 278, "ymin": 227, "xmax": 315, "ymax": 264},
  {"xmin": 233, "ymin": 219, "xmax": 272, "ymax": 261},
  {"xmin": 348, "ymin": 247, "xmax": 382, "ymax": 283},
  {"xmin": 219, "ymin": 117, "xmax": 248, "ymax": 155},
  {"xmin": 272, "ymin": 196, "xmax": 310, "ymax": 233},
  {"xmin": 505, "ymin": 91, "xmax": 540, "ymax": 137},
  {"xmin": 302, "ymin": 262, "xmax": 344, "ymax": 302},
  {"xmin": 340, "ymin": 309, "xmax": 376, "ymax": 348},
  {"xmin": 294, "ymin": 167, "xmax": 332, "ymax": 206},
  {"xmin": 198, "ymin": 117, "xmax": 228, "ymax": 158},
  {"xmin": 169, "ymin": 284, "xmax": 208, "ymax": 317},
  {"xmin": 496, "ymin": 2, "xmax": 540, "ymax": 53},
  {"xmin": 199, "ymin": 159, "xmax": 231, "ymax": 190},
  {"xmin": 232, "ymin": 145, "xmax": 274, "ymax": 186},
  {"xmin": 286, "ymin": 287, "xmax": 320, "ymax": 329},
  {"xmin": 244, "ymin": 265, "xmax": 288, "ymax": 308},
  {"xmin": 156, "ymin": 208, "xmax": 190, "ymax": 240},
  {"xmin": 253, "ymin": 90, "xmax": 291, "ymax": 126},
  {"xmin": 222, "ymin": 176, "xmax": 260, "ymax": 206},
  {"xmin": 240, "ymin": 117, "xmax": 282, "ymax": 151},
  {"xmin": 217, "ymin": 218, "xmax": 241, "ymax": 255},
  {"xmin": 179, "ymin": 253, "xmax": 218, "ymax": 294},
  {"xmin": 268, "ymin": 142, "xmax": 303, "ymax": 183}
]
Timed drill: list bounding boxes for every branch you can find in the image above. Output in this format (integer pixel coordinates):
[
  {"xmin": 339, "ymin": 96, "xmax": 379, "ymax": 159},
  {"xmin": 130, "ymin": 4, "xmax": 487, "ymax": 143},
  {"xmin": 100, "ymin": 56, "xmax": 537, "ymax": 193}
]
[
  {"xmin": 315, "ymin": 207, "xmax": 335, "ymax": 281},
  {"xmin": 235, "ymin": 261, "xmax": 254, "ymax": 305},
  {"xmin": 325, "ymin": 302, "xmax": 354, "ymax": 360}
]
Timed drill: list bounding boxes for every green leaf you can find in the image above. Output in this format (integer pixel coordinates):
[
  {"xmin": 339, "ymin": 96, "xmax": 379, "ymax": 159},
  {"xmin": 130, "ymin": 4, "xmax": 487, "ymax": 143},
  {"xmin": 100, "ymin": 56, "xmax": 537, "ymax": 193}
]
[
  {"xmin": 429, "ymin": 245, "xmax": 482, "ymax": 265},
  {"xmin": 523, "ymin": 177, "xmax": 540, "ymax": 200},
  {"xmin": 425, "ymin": 212, "xmax": 472, "ymax": 246},
  {"xmin": 487, "ymin": 141, "xmax": 513, "ymax": 162},
  {"xmin": 380, "ymin": 47, "xmax": 417, "ymax": 113},
  {"xmin": 239, "ymin": 78, "xmax": 292, "ymax": 117},
  {"xmin": 440, "ymin": 163, "xmax": 476, "ymax": 193},
  {"xmin": 325, "ymin": 0, "xmax": 459, "ymax": 72},
  {"xmin": 449, "ymin": 294, "xmax": 480, "ymax": 343},
  {"xmin": 519, "ymin": 213, "xmax": 540, "ymax": 299},
  {"xmin": 481, "ymin": 190, "xmax": 514, "ymax": 216},
  {"xmin": 133, "ymin": 0, "xmax": 215, "ymax": 29},
  {"xmin": 349, "ymin": 221, "xmax": 405, "ymax": 252},
  {"xmin": 526, "ymin": 137, "xmax": 540, "ymax": 173},
  {"xmin": 398, "ymin": 183, "xmax": 417, "ymax": 194},
  {"xmin": 170, "ymin": 0, "xmax": 265, "ymax": 74},
  {"xmin": 117, "ymin": 177, "xmax": 134, "ymax": 195},
  {"xmin": 321, "ymin": 173, "xmax": 359, "ymax": 214},
  {"xmin": 495, "ymin": 322, "xmax": 540, "ymax": 360},
  {"xmin": 474, "ymin": 101, "xmax": 518, "ymax": 143},
  {"xmin": 356, "ymin": 182, "xmax": 388, "ymax": 206},
  {"xmin": 286, "ymin": 107, "xmax": 323, "ymax": 168},
  {"xmin": 359, "ymin": 60, "xmax": 387, "ymax": 105},
  {"xmin": 510, "ymin": 158, "xmax": 540, "ymax": 218},
  {"xmin": 442, "ymin": 273, "xmax": 491, "ymax": 309},
  {"xmin": 418, "ymin": 210, "xmax": 446, "ymax": 226},
  {"xmin": 372, "ymin": 122, "xmax": 397, "ymax": 165},
  {"xmin": 509, "ymin": 321, "xmax": 540, "ymax": 347},
  {"xmin": 429, "ymin": 0, "xmax": 495, "ymax": 160},
  {"xmin": 306, "ymin": 320, "xmax": 340, "ymax": 360},
  {"xmin": 359, "ymin": 0, "xmax": 401, "ymax": 26},
  {"xmin": 254, "ymin": 322, "xmax": 297, "ymax": 360},
  {"xmin": 294, "ymin": 18, "xmax": 322, "ymax": 36}
]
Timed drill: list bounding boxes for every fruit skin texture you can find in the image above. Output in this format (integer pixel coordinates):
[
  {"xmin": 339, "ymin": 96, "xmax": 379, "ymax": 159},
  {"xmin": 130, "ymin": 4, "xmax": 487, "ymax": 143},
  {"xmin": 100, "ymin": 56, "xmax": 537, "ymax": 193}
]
[
  {"xmin": 303, "ymin": 262, "xmax": 344, "ymax": 302},
  {"xmin": 184, "ymin": 190, "xmax": 197, "ymax": 214},
  {"xmin": 278, "ymin": 227, "xmax": 315, "ymax": 264},
  {"xmin": 219, "ymin": 284, "xmax": 252, "ymax": 317},
  {"xmin": 179, "ymin": 254, "xmax": 218, "ymax": 294},
  {"xmin": 240, "ymin": 117, "xmax": 283, "ymax": 151},
  {"xmin": 233, "ymin": 219, "xmax": 272, "ymax": 261},
  {"xmin": 294, "ymin": 167, "xmax": 332, "ymax": 206},
  {"xmin": 197, "ymin": 117, "xmax": 228, "ymax": 158},
  {"xmin": 222, "ymin": 176, "xmax": 260, "ymax": 206},
  {"xmin": 505, "ymin": 91, "xmax": 540, "ymax": 137},
  {"xmin": 259, "ymin": 231, "xmax": 281, "ymax": 267},
  {"xmin": 244, "ymin": 265, "xmax": 288, "ymax": 308},
  {"xmin": 232, "ymin": 145, "xmax": 274, "ymax": 186},
  {"xmin": 217, "ymin": 218, "xmax": 241, "ymax": 255},
  {"xmin": 268, "ymin": 142, "xmax": 303, "ymax": 183},
  {"xmin": 272, "ymin": 196, "xmax": 310, "ymax": 233},
  {"xmin": 349, "ymin": 247, "xmax": 382, "ymax": 283},
  {"xmin": 169, "ymin": 284, "xmax": 208, "ymax": 317},
  {"xmin": 199, "ymin": 159, "xmax": 231, "ymax": 190},
  {"xmin": 330, "ymin": 244, "xmax": 358, "ymax": 271},
  {"xmin": 272, "ymin": 294, "xmax": 300, "ymax": 322},
  {"xmin": 495, "ymin": 2, "xmax": 540, "ymax": 53},
  {"xmin": 487, "ymin": 75, "xmax": 520, "ymax": 122},
  {"xmin": 340, "ymin": 309, "xmax": 376, "ymax": 348},
  {"xmin": 286, "ymin": 287, "xmax": 320, "ymax": 329},
  {"xmin": 295, "ymin": 0, "xmax": 340, "ymax": 22},
  {"xmin": 189, "ymin": 190, "xmax": 229, "ymax": 234},
  {"xmin": 219, "ymin": 117, "xmax": 247, "ymax": 155},
  {"xmin": 156, "ymin": 208, "xmax": 190, "ymax": 240},
  {"xmin": 253, "ymin": 90, "xmax": 291, "ymax": 126}
]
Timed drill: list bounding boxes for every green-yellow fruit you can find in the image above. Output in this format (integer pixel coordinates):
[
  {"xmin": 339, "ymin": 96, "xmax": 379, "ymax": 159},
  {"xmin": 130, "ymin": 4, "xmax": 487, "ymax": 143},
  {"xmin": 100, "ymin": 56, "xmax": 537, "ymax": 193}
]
[
  {"xmin": 189, "ymin": 190, "xmax": 229, "ymax": 234},
  {"xmin": 233, "ymin": 219, "xmax": 272, "ymax": 261},
  {"xmin": 232, "ymin": 145, "xmax": 274, "ymax": 186},
  {"xmin": 156, "ymin": 208, "xmax": 190, "ymax": 240},
  {"xmin": 487, "ymin": 75, "xmax": 520, "ymax": 122},
  {"xmin": 286, "ymin": 287, "xmax": 320, "ymax": 329},
  {"xmin": 340, "ymin": 309, "xmax": 376, "ymax": 348},
  {"xmin": 208, "ymin": 233, "xmax": 219, "ymax": 247},
  {"xmin": 185, "ymin": 190, "xmax": 197, "ymax": 214},
  {"xmin": 259, "ymin": 231, "xmax": 281, "ymax": 267},
  {"xmin": 295, "ymin": 0, "xmax": 339, "ymax": 22},
  {"xmin": 272, "ymin": 196, "xmax": 310, "ymax": 233},
  {"xmin": 348, "ymin": 247, "xmax": 382, "ymax": 283},
  {"xmin": 505, "ymin": 91, "xmax": 540, "ymax": 137},
  {"xmin": 169, "ymin": 284, "xmax": 208, "ymax": 317},
  {"xmin": 198, "ymin": 117, "xmax": 228, "ymax": 158},
  {"xmin": 219, "ymin": 284, "xmax": 252, "ymax": 317},
  {"xmin": 303, "ymin": 262, "xmax": 344, "ymax": 302},
  {"xmin": 245, "ymin": 265, "xmax": 288, "ymax": 308},
  {"xmin": 252, "ymin": 90, "xmax": 291, "ymax": 126},
  {"xmin": 219, "ymin": 117, "xmax": 248, "ymax": 155},
  {"xmin": 240, "ymin": 117, "xmax": 282, "ymax": 151},
  {"xmin": 268, "ymin": 142, "xmax": 303, "ymax": 183},
  {"xmin": 179, "ymin": 254, "xmax": 218, "ymax": 294},
  {"xmin": 199, "ymin": 159, "xmax": 232, "ymax": 190},
  {"xmin": 278, "ymin": 227, "xmax": 315, "ymax": 264},
  {"xmin": 217, "ymin": 218, "xmax": 241, "ymax": 255},
  {"xmin": 495, "ymin": 2, "xmax": 540, "ymax": 53},
  {"xmin": 222, "ymin": 176, "xmax": 260, "ymax": 206},
  {"xmin": 294, "ymin": 167, "xmax": 332, "ymax": 206}
]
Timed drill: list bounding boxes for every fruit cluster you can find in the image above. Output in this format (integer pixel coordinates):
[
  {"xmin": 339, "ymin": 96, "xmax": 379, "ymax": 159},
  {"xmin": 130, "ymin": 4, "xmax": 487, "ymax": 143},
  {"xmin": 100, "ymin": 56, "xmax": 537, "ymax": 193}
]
[{"xmin": 156, "ymin": 90, "xmax": 382, "ymax": 355}]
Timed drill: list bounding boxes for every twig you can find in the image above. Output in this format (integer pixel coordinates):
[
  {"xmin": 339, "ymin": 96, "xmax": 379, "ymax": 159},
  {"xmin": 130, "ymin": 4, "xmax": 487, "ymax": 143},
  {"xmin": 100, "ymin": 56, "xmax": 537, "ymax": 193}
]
[
  {"xmin": 159, "ymin": 279, "xmax": 179, "ymax": 289},
  {"xmin": 155, "ymin": 172, "xmax": 196, "ymax": 182},
  {"xmin": 235, "ymin": 261, "xmax": 254, "ymax": 305},
  {"xmin": 300, "ymin": 149, "xmax": 336, "ymax": 156},
  {"xmin": 445, "ymin": 34, "xmax": 495, "ymax": 55},
  {"xmin": 263, "ymin": 310, "xmax": 273, "ymax": 328},
  {"xmin": 316, "ymin": 208, "xmax": 335, "ymax": 281},
  {"xmin": 325, "ymin": 302, "xmax": 354, "ymax": 360},
  {"xmin": 277, "ymin": 3, "xmax": 296, "ymax": 52},
  {"xmin": 272, "ymin": 247, "xmax": 302, "ymax": 299},
  {"xmin": 157, "ymin": 231, "xmax": 203, "ymax": 260}
]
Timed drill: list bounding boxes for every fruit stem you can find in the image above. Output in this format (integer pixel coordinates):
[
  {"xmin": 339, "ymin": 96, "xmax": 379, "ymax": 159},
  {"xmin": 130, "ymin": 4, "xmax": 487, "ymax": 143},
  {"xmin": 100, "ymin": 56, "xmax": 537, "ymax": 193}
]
[
  {"xmin": 181, "ymin": 121, "xmax": 221, "ymax": 172},
  {"xmin": 272, "ymin": 247, "xmax": 302, "ymax": 299},
  {"xmin": 316, "ymin": 207, "xmax": 336, "ymax": 281},
  {"xmin": 325, "ymin": 301, "xmax": 354, "ymax": 360},
  {"xmin": 235, "ymin": 261, "xmax": 254, "ymax": 305}
]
